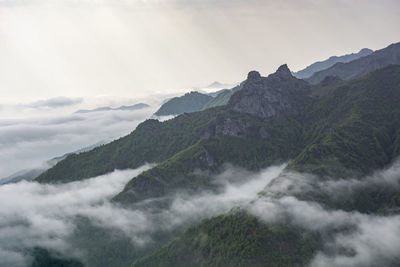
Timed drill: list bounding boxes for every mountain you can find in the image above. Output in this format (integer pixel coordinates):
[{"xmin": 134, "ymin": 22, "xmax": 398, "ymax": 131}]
[
  {"xmin": 206, "ymin": 88, "xmax": 229, "ymax": 98},
  {"xmin": 129, "ymin": 64, "xmax": 400, "ymax": 267},
  {"xmin": 202, "ymin": 84, "xmax": 243, "ymax": 110},
  {"xmin": 207, "ymin": 81, "xmax": 227, "ymax": 88},
  {"xmin": 1, "ymin": 141, "xmax": 106, "ymax": 185},
  {"xmin": 306, "ymin": 42, "xmax": 400, "ymax": 84},
  {"xmin": 132, "ymin": 211, "xmax": 320, "ymax": 267},
  {"xmin": 154, "ymin": 91, "xmax": 213, "ymax": 116},
  {"xmin": 35, "ymin": 63, "xmax": 400, "ymax": 266},
  {"xmin": 37, "ymin": 64, "xmax": 400, "ymax": 189},
  {"xmin": 293, "ymin": 48, "xmax": 373, "ymax": 79},
  {"xmin": 75, "ymin": 103, "xmax": 149, "ymax": 114}
]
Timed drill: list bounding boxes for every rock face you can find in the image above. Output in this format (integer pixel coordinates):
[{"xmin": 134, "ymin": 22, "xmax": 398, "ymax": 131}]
[{"xmin": 228, "ymin": 64, "xmax": 309, "ymax": 120}]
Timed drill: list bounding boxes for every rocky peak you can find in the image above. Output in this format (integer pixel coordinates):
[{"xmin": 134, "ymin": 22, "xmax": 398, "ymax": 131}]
[
  {"xmin": 228, "ymin": 65, "xmax": 310, "ymax": 120},
  {"xmin": 247, "ymin": 70, "xmax": 262, "ymax": 81},
  {"xmin": 270, "ymin": 64, "xmax": 293, "ymax": 80}
]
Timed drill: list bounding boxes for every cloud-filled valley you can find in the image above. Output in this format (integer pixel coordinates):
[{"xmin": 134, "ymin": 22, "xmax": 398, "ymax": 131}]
[
  {"xmin": 248, "ymin": 160, "xmax": 400, "ymax": 267},
  {"xmin": 1, "ymin": 158, "xmax": 400, "ymax": 266},
  {"xmin": 0, "ymin": 164, "xmax": 285, "ymax": 266},
  {"xmin": 0, "ymin": 107, "xmax": 155, "ymax": 179}
]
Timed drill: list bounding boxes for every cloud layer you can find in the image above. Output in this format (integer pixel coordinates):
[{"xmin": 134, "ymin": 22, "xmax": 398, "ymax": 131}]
[
  {"xmin": 1, "ymin": 154, "xmax": 400, "ymax": 267},
  {"xmin": 0, "ymin": 164, "xmax": 286, "ymax": 266},
  {"xmin": 0, "ymin": 106, "xmax": 155, "ymax": 178},
  {"xmin": 25, "ymin": 96, "xmax": 83, "ymax": 109},
  {"xmin": 248, "ymin": 160, "xmax": 400, "ymax": 267}
]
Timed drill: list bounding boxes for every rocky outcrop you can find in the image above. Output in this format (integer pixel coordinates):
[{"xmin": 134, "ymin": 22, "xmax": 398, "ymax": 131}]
[{"xmin": 228, "ymin": 64, "xmax": 310, "ymax": 120}]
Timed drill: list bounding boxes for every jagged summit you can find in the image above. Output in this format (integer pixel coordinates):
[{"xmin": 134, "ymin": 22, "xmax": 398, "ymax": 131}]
[
  {"xmin": 228, "ymin": 65, "xmax": 309, "ymax": 120},
  {"xmin": 276, "ymin": 64, "xmax": 291, "ymax": 74},
  {"xmin": 247, "ymin": 70, "xmax": 262, "ymax": 80},
  {"xmin": 269, "ymin": 64, "xmax": 294, "ymax": 80}
]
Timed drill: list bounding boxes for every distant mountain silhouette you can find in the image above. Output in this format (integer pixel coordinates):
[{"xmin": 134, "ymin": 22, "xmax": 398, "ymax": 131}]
[
  {"xmin": 154, "ymin": 92, "xmax": 213, "ymax": 116},
  {"xmin": 306, "ymin": 42, "xmax": 400, "ymax": 84},
  {"xmin": 293, "ymin": 48, "xmax": 373, "ymax": 79},
  {"xmin": 75, "ymin": 103, "xmax": 149, "ymax": 114}
]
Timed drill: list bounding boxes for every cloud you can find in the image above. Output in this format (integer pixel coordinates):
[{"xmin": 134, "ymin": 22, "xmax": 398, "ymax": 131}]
[
  {"xmin": 0, "ymin": 106, "xmax": 155, "ymax": 178},
  {"xmin": 0, "ymin": 164, "xmax": 285, "ymax": 266},
  {"xmin": 0, "ymin": 166, "xmax": 151, "ymax": 266},
  {"xmin": 247, "ymin": 159, "xmax": 400, "ymax": 267},
  {"xmin": 25, "ymin": 97, "xmax": 83, "ymax": 109},
  {"xmin": 2, "ymin": 153, "xmax": 400, "ymax": 267}
]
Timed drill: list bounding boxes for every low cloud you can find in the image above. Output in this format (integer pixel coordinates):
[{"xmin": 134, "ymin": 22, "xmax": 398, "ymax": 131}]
[
  {"xmin": 0, "ymin": 164, "xmax": 285, "ymax": 266},
  {"xmin": 247, "ymin": 159, "xmax": 400, "ymax": 267},
  {"xmin": 0, "ymin": 106, "xmax": 155, "ymax": 178},
  {"xmin": 25, "ymin": 97, "xmax": 83, "ymax": 109},
  {"xmin": 2, "ymin": 152, "xmax": 400, "ymax": 267}
]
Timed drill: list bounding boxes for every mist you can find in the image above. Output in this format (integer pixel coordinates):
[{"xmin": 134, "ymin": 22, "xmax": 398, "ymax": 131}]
[
  {"xmin": 1, "ymin": 155, "xmax": 400, "ymax": 266},
  {"xmin": 0, "ymin": 163, "xmax": 286, "ymax": 266},
  {"xmin": 248, "ymin": 159, "xmax": 400, "ymax": 267},
  {"xmin": 0, "ymin": 106, "xmax": 156, "ymax": 179}
]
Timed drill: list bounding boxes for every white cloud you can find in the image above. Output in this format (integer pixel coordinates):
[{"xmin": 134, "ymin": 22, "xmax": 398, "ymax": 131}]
[
  {"xmin": 25, "ymin": 96, "xmax": 83, "ymax": 109},
  {"xmin": 0, "ymin": 106, "xmax": 155, "ymax": 178},
  {"xmin": 248, "ymin": 159, "xmax": 400, "ymax": 267},
  {"xmin": 0, "ymin": 164, "xmax": 285, "ymax": 266}
]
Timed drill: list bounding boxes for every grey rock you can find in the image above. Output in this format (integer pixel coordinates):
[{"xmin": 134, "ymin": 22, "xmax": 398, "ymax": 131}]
[{"xmin": 228, "ymin": 64, "xmax": 309, "ymax": 120}]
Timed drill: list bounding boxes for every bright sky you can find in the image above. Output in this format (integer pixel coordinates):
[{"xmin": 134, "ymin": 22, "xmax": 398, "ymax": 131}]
[{"xmin": 0, "ymin": 0, "xmax": 399, "ymax": 105}]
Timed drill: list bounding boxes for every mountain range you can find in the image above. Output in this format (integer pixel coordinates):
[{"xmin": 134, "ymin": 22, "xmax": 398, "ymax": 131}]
[
  {"xmin": 32, "ymin": 42, "xmax": 400, "ymax": 266},
  {"xmin": 292, "ymin": 48, "xmax": 373, "ymax": 79},
  {"xmin": 75, "ymin": 103, "xmax": 149, "ymax": 114},
  {"xmin": 154, "ymin": 42, "xmax": 399, "ymax": 117},
  {"xmin": 306, "ymin": 42, "xmax": 400, "ymax": 84}
]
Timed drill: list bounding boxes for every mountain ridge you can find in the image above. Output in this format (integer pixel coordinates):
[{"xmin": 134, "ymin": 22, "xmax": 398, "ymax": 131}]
[
  {"xmin": 306, "ymin": 42, "xmax": 400, "ymax": 84},
  {"xmin": 293, "ymin": 48, "xmax": 373, "ymax": 79}
]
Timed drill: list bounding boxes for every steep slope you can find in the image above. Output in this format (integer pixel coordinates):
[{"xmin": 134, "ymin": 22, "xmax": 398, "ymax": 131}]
[
  {"xmin": 36, "ymin": 108, "xmax": 222, "ymax": 183},
  {"xmin": 291, "ymin": 65, "xmax": 400, "ymax": 177},
  {"xmin": 155, "ymin": 91, "xmax": 213, "ymax": 116},
  {"xmin": 202, "ymin": 84, "xmax": 243, "ymax": 110},
  {"xmin": 293, "ymin": 48, "xmax": 373, "ymax": 79},
  {"xmin": 37, "ymin": 65, "xmax": 310, "ymax": 185},
  {"xmin": 228, "ymin": 65, "xmax": 310, "ymax": 119},
  {"xmin": 132, "ymin": 211, "xmax": 320, "ymax": 267},
  {"xmin": 34, "ymin": 64, "xmax": 400, "ymax": 266},
  {"xmin": 113, "ymin": 66, "xmax": 312, "ymax": 203},
  {"xmin": 306, "ymin": 42, "xmax": 400, "ymax": 84},
  {"xmin": 130, "ymin": 65, "xmax": 400, "ymax": 267}
]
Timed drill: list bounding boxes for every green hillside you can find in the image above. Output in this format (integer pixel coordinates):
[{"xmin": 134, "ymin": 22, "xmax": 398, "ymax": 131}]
[
  {"xmin": 132, "ymin": 211, "xmax": 320, "ymax": 267},
  {"xmin": 34, "ymin": 64, "xmax": 400, "ymax": 267},
  {"xmin": 130, "ymin": 65, "xmax": 400, "ymax": 267},
  {"xmin": 202, "ymin": 84, "xmax": 243, "ymax": 110},
  {"xmin": 155, "ymin": 91, "xmax": 213, "ymax": 116}
]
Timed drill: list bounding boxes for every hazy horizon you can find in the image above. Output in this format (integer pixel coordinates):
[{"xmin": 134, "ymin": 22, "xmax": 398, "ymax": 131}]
[{"xmin": 1, "ymin": 0, "xmax": 399, "ymax": 109}]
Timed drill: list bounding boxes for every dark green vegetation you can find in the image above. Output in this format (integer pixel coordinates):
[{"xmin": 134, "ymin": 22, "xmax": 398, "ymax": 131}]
[
  {"xmin": 202, "ymin": 84, "xmax": 243, "ymax": 110},
  {"xmin": 306, "ymin": 42, "xmax": 400, "ymax": 84},
  {"xmin": 31, "ymin": 248, "xmax": 84, "ymax": 267},
  {"xmin": 132, "ymin": 211, "xmax": 320, "ymax": 267},
  {"xmin": 35, "ymin": 53, "xmax": 400, "ymax": 266},
  {"xmin": 154, "ymin": 91, "xmax": 213, "ymax": 116},
  {"xmin": 293, "ymin": 48, "xmax": 372, "ymax": 79}
]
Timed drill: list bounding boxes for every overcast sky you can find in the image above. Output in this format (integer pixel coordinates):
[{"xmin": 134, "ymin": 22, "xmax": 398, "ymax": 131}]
[{"xmin": 0, "ymin": 0, "xmax": 399, "ymax": 106}]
